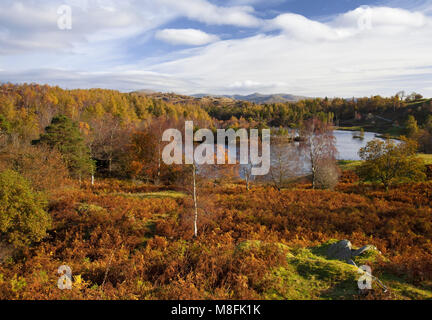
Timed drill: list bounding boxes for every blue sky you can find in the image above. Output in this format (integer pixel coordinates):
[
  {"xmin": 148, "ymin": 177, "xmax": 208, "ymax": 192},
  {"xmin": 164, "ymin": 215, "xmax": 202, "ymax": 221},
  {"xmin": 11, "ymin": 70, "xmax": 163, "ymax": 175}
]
[{"xmin": 1, "ymin": 0, "xmax": 432, "ymax": 97}]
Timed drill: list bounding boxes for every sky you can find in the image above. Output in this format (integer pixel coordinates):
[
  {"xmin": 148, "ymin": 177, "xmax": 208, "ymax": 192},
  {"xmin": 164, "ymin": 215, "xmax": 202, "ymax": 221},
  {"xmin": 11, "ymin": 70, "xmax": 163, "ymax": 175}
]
[{"xmin": 1, "ymin": 0, "xmax": 432, "ymax": 97}]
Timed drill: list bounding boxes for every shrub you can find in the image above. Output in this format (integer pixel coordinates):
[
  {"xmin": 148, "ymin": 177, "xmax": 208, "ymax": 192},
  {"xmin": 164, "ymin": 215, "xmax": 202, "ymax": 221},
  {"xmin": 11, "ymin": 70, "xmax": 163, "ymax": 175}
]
[
  {"xmin": 339, "ymin": 170, "xmax": 359, "ymax": 184},
  {"xmin": 0, "ymin": 142, "xmax": 69, "ymax": 192},
  {"xmin": 0, "ymin": 170, "xmax": 51, "ymax": 248},
  {"xmin": 357, "ymin": 137, "xmax": 426, "ymax": 190},
  {"xmin": 426, "ymin": 165, "xmax": 432, "ymax": 180},
  {"xmin": 314, "ymin": 161, "xmax": 340, "ymax": 190}
]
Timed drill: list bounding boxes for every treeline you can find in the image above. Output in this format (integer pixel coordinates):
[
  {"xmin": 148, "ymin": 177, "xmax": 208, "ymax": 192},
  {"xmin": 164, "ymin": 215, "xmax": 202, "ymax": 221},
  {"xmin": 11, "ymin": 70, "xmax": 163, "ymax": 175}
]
[
  {"xmin": 0, "ymin": 83, "xmax": 212, "ymax": 142},
  {"xmin": 205, "ymin": 99, "xmax": 334, "ymax": 127},
  {"xmin": 205, "ymin": 95, "xmax": 432, "ymax": 128},
  {"xmin": 0, "ymin": 83, "xmax": 214, "ymax": 182},
  {"xmin": 2, "ymin": 84, "xmax": 432, "ymax": 134},
  {"xmin": 1, "ymin": 85, "xmax": 431, "ymax": 186},
  {"xmin": 205, "ymin": 94, "xmax": 432, "ymax": 153},
  {"xmin": 2, "ymin": 83, "xmax": 431, "ymax": 138}
]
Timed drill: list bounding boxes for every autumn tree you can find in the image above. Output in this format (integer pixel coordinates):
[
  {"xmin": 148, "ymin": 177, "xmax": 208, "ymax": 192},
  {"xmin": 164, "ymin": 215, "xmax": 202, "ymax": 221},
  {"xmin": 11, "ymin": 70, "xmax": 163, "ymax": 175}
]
[
  {"xmin": 172, "ymin": 131, "xmax": 240, "ymax": 237},
  {"xmin": 147, "ymin": 117, "xmax": 178, "ymax": 183},
  {"xmin": 0, "ymin": 115, "xmax": 11, "ymax": 137},
  {"xmin": 0, "ymin": 170, "xmax": 51, "ymax": 249},
  {"xmin": 357, "ymin": 137, "xmax": 426, "ymax": 190},
  {"xmin": 405, "ymin": 115, "xmax": 419, "ymax": 138},
  {"xmin": 34, "ymin": 115, "xmax": 94, "ymax": 181},
  {"xmin": 128, "ymin": 117, "xmax": 191, "ymax": 185},
  {"xmin": 269, "ymin": 143, "xmax": 300, "ymax": 191},
  {"xmin": 0, "ymin": 141, "xmax": 69, "ymax": 192},
  {"xmin": 89, "ymin": 114, "xmax": 131, "ymax": 176},
  {"xmin": 417, "ymin": 115, "xmax": 432, "ymax": 153},
  {"xmin": 182, "ymin": 162, "xmax": 236, "ymax": 238},
  {"xmin": 128, "ymin": 129, "xmax": 159, "ymax": 182},
  {"xmin": 425, "ymin": 115, "xmax": 432, "ymax": 133},
  {"xmin": 300, "ymin": 118, "xmax": 339, "ymax": 189}
]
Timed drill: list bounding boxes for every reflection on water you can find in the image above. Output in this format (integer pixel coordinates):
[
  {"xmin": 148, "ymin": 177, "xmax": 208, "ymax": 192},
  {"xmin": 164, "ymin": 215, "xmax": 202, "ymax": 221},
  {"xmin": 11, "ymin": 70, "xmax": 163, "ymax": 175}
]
[
  {"xmin": 244, "ymin": 130, "xmax": 391, "ymax": 177},
  {"xmin": 198, "ymin": 130, "xmax": 393, "ymax": 178},
  {"xmin": 333, "ymin": 130, "xmax": 384, "ymax": 160},
  {"xmin": 270, "ymin": 130, "xmax": 390, "ymax": 161}
]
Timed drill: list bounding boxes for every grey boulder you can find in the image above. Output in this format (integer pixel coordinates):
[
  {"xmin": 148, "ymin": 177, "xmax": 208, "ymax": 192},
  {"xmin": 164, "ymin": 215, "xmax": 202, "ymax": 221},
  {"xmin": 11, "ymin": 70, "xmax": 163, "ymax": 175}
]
[{"xmin": 327, "ymin": 240, "xmax": 378, "ymax": 263}]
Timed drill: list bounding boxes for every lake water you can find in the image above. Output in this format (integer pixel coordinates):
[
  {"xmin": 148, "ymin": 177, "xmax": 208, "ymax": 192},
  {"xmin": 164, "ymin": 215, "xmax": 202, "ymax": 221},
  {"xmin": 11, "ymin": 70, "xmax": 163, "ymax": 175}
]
[
  {"xmin": 333, "ymin": 130, "xmax": 383, "ymax": 160},
  {"xmin": 252, "ymin": 130, "xmax": 388, "ymax": 177},
  {"xmin": 199, "ymin": 130, "xmax": 390, "ymax": 178}
]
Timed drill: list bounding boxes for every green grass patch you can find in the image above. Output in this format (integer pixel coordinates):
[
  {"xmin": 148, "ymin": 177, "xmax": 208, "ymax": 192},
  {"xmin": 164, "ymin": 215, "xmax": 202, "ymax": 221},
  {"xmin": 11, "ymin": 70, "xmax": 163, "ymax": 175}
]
[
  {"xmin": 112, "ymin": 190, "xmax": 187, "ymax": 199},
  {"xmin": 237, "ymin": 240, "xmax": 432, "ymax": 300},
  {"xmin": 337, "ymin": 155, "xmax": 431, "ymax": 172},
  {"xmin": 380, "ymin": 274, "xmax": 432, "ymax": 300},
  {"xmin": 374, "ymin": 126, "xmax": 404, "ymax": 139},
  {"xmin": 264, "ymin": 245, "xmax": 359, "ymax": 300},
  {"xmin": 336, "ymin": 126, "xmax": 363, "ymax": 132},
  {"xmin": 338, "ymin": 160, "xmax": 362, "ymax": 171},
  {"xmin": 404, "ymin": 98, "xmax": 431, "ymax": 107},
  {"xmin": 77, "ymin": 203, "xmax": 106, "ymax": 214},
  {"xmin": 418, "ymin": 154, "xmax": 432, "ymax": 165}
]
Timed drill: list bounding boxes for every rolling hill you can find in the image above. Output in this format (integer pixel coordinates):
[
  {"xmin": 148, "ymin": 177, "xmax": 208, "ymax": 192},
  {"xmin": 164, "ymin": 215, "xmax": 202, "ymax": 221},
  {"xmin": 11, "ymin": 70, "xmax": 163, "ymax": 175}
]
[{"xmin": 193, "ymin": 92, "xmax": 309, "ymax": 103}]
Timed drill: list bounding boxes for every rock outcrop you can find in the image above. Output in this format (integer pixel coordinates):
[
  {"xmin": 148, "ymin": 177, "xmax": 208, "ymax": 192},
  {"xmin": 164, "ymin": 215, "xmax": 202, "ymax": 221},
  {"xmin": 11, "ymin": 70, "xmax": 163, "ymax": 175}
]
[{"xmin": 327, "ymin": 240, "xmax": 380, "ymax": 266}]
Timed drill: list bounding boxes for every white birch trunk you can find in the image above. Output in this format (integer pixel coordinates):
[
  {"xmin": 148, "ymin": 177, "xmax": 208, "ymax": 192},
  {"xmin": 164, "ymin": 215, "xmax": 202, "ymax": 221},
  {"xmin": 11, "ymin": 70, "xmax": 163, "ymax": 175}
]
[{"xmin": 193, "ymin": 163, "xmax": 198, "ymax": 237}]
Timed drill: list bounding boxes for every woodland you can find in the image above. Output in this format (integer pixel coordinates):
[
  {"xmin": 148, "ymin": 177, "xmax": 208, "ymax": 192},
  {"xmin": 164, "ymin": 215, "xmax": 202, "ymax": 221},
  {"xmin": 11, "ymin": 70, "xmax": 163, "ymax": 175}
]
[{"xmin": 0, "ymin": 83, "xmax": 431, "ymax": 300}]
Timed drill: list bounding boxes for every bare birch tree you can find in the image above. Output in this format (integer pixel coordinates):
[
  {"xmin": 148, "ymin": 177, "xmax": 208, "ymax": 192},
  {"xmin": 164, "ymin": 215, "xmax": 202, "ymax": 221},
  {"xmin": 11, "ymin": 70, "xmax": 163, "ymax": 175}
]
[
  {"xmin": 300, "ymin": 118, "xmax": 339, "ymax": 189},
  {"xmin": 269, "ymin": 142, "xmax": 301, "ymax": 190}
]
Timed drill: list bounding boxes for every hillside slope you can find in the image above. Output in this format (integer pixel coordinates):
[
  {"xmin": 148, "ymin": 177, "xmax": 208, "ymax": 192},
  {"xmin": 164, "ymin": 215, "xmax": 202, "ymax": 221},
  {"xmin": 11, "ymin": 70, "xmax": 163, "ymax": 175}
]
[{"xmin": 193, "ymin": 93, "xmax": 309, "ymax": 103}]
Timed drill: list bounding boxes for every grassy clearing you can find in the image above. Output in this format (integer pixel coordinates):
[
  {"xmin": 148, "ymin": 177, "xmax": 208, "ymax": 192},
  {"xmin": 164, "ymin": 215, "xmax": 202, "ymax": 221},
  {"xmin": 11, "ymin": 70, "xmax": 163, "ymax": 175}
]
[
  {"xmin": 336, "ymin": 126, "xmax": 363, "ymax": 132},
  {"xmin": 405, "ymin": 98, "xmax": 431, "ymax": 107},
  {"xmin": 337, "ymin": 124, "xmax": 404, "ymax": 139},
  {"xmin": 374, "ymin": 126, "xmax": 404, "ymax": 140},
  {"xmin": 338, "ymin": 154, "xmax": 431, "ymax": 172},
  {"xmin": 237, "ymin": 240, "xmax": 358, "ymax": 300},
  {"xmin": 418, "ymin": 154, "xmax": 432, "ymax": 165},
  {"xmin": 111, "ymin": 190, "xmax": 187, "ymax": 199},
  {"xmin": 238, "ymin": 240, "xmax": 432, "ymax": 300},
  {"xmin": 338, "ymin": 160, "xmax": 362, "ymax": 171}
]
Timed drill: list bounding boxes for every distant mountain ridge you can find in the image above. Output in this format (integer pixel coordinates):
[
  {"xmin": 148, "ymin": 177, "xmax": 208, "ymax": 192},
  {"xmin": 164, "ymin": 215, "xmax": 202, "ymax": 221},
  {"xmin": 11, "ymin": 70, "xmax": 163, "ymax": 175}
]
[
  {"xmin": 132, "ymin": 89, "xmax": 310, "ymax": 104},
  {"xmin": 192, "ymin": 92, "xmax": 309, "ymax": 103}
]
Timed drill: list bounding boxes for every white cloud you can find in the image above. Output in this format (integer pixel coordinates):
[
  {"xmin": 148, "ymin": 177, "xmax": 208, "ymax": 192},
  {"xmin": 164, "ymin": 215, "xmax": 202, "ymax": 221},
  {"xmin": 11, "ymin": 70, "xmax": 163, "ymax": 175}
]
[
  {"xmin": 268, "ymin": 6, "xmax": 429, "ymax": 41},
  {"xmin": 0, "ymin": 68, "xmax": 196, "ymax": 93},
  {"xmin": 269, "ymin": 13, "xmax": 352, "ymax": 41},
  {"xmin": 334, "ymin": 6, "xmax": 426, "ymax": 27},
  {"xmin": 228, "ymin": 80, "xmax": 286, "ymax": 92},
  {"xmin": 158, "ymin": 0, "xmax": 262, "ymax": 27},
  {"xmin": 1, "ymin": 3, "xmax": 432, "ymax": 98},
  {"xmin": 0, "ymin": 1, "xmax": 166, "ymax": 54},
  {"xmin": 0, "ymin": 0, "xmax": 260, "ymax": 55},
  {"xmin": 156, "ymin": 29, "xmax": 220, "ymax": 46},
  {"xmin": 226, "ymin": 0, "xmax": 284, "ymax": 6},
  {"xmin": 146, "ymin": 6, "xmax": 432, "ymax": 97},
  {"xmin": 229, "ymin": 80, "xmax": 263, "ymax": 89}
]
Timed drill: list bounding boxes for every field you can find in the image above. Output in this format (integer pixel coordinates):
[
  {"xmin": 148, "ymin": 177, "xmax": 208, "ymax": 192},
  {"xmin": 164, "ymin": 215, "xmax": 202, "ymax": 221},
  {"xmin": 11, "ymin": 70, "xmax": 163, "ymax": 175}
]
[
  {"xmin": 1, "ymin": 176, "xmax": 431, "ymax": 300},
  {"xmin": 338, "ymin": 153, "xmax": 432, "ymax": 171},
  {"xmin": 0, "ymin": 85, "xmax": 431, "ymax": 301},
  {"xmin": 418, "ymin": 154, "xmax": 432, "ymax": 165},
  {"xmin": 337, "ymin": 160, "xmax": 362, "ymax": 171}
]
